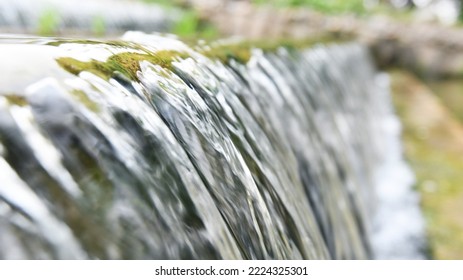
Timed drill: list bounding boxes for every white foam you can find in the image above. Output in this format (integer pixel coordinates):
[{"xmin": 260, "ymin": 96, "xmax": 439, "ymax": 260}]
[{"xmin": 371, "ymin": 73, "xmax": 426, "ymax": 259}]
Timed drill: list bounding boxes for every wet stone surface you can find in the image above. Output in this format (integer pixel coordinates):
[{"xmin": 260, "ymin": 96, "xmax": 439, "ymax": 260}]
[{"xmin": 0, "ymin": 33, "xmax": 425, "ymax": 259}]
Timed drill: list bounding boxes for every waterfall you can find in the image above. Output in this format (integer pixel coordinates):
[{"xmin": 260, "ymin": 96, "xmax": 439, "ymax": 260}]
[{"xmin": 0, "ymin": 32, "xmax": 425, "ymax": 259}]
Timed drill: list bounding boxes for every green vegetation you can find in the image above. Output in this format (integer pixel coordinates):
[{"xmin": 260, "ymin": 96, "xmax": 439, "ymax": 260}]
[
  {"xmin": 174, "ymin": 11, "xmax": 199, "ymax": 36},
  {"xmin": 143, "ymin": 0, "xmax": 218, "ymax": 39},
  {"xmin": 251, "ymin": 0, "xmax": 415, "ymax": 22},
  {"xmin": 428, "ymin": 80, "xmax": 463, "ymax": 123},
  {"xmin": 71, "ymin": 90, "xmax": 100, "ymax": 112},
  {"xmin": 202, "ymin": 42, "xmax": 258, "ymax": 65},
  {"xmin": 200, "ymin": 34, "xmax": 350, "ymax": 64},
  {"xmin": 391, "ymin": 71, "xmax": 463, "ymax": 259},
  {"xmin": 3, "ymin": 94, "xmax": 28, "ymax": 107},
  {"xmin": 55, "ymin": 34, "xmax": 346, "ymax": 79},
  {"xmin": 57, "ymin": 50, "xmax": 188, "ymax": 81},
  {"xmin": 173, "ymin": 10, "xmax": 218, "ymax": 39},
  {"xmin": 38, "ymin": 8, "xmax": 60, "ymax": 35},
  {"xmin": 142, "ymin": 0, "xmax": 182, "ymax": 7},
  {"xmin": 252, "ymin": 0, "xmax": 365, "ymax": 14},
  {"xmin": 402, "ymin": 131, "xmax": 463, "ymax": 259},
  {"xmin": 91, "ymin": 16, "xmax": 106, "ymax": 37}
]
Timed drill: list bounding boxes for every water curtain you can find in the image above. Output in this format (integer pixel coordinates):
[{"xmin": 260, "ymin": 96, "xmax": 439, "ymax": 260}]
[{"xmin": 0, "ymin": 33, "xmax": 424, "ymax": 259}]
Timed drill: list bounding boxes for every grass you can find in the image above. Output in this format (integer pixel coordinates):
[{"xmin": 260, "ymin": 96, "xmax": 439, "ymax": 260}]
[
  {"xmin": 390, "ymin": 70, "xmax": 463, "ymax": 259},
  {"xmin": 142, "ymin": 0, "xmax": 183, "ymax": 7},
  {"xmin": 38, "ymin": 9, "xmax": 106, "ymax": 36},
  {"xmin": 91, "ymin": 16, "xmax": 106, "ymax": 37},
  {"xmin": 38, "ymin": 8, "xmax": 60, "ymax": 36},
  {"xmin": 144, "ymin": 1, "xmax": 219, "ymax": 39},
  {"xmin": 173, "ymin": 10, "xmax": 218, "ymax": 40},
  {"xmin": 251, "ymin": 0, "xmax": 416, "ymax": 23},
  {"xmin": 427, "ymin": 80, "xmax": 463, "ymax": 123},
  {"xmin": 252, "ymin": 0, "xmax": 365, "ymax": 14}
]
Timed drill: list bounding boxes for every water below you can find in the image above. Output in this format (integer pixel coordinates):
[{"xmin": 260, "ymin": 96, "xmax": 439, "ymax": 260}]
[{"xmin": 0, "ymin": 32, "xmax": 425, "ymax": 259}]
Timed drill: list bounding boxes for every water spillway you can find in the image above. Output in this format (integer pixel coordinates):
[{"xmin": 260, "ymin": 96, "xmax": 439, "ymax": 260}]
[{"xmin": 0, "ymin": 33, "xmax": 425, "ymax": 259}]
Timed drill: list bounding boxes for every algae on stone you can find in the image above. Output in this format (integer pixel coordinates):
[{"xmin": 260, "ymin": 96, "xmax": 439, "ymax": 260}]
[
  {"xmin": 70, "ymin": 90, "xmax": 100, "ymax": 113},
  {"xmin": 199, "ymin": 34, "xmax": 350, "ymax": 64},
  {"xmin": 3, "ymin": 94, "xmax": 28, "ymax": 107},
  {"xmin": 57, "ymin": 50, "xmax": 189, "ymax": 81}
]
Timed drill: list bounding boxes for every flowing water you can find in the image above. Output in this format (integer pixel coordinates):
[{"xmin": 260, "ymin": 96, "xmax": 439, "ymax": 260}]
[{"xmin": 0, "ymin": 32, "xmax": 425, "ymax": 259}]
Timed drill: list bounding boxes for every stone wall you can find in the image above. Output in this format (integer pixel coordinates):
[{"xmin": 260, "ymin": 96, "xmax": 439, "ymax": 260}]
[{"xmin": 188, "ymin": 0, "xmax": 463, "ymax": 79}]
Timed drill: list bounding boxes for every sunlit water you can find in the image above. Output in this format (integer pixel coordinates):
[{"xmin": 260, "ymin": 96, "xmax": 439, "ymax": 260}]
[{"xmin": 0, "ymin": 33, "xmax": 425, "ymax": 259}]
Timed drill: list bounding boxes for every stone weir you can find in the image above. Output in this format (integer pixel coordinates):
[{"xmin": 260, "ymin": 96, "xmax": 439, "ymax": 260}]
[{"xmin": 0, "ymin": 33, "xmax": 425, "ymax": 259}]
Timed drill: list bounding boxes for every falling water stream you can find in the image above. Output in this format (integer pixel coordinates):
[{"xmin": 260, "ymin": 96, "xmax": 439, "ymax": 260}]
[{"xmin": 0, "ymin": 32, "xmax": 425, "ymax": 259}]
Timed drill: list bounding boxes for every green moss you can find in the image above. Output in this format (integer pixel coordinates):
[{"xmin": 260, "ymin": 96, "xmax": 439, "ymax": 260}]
[
  {"xmin": 109, "ymin": 50, "xmax": 188, "ymax": 78},
  {"xmin": 57, "ymin": 57, "xmax": 98, "ymax": 77},
  {"xmin": 55, "ymin": 35, "xmax": 349, "ymax": 79},
  {"xmin": 201, "ymin": 44, "xmax": 253, "ymax": 64},
  {"xmin": 51, "ymin": 32, "xmax": 350, "ymax": 76},
  {"xmin": 200, "ymin": 34, "xmax": 350, "ymax": 64},
  {"xmin": 71, "ymin": 90, "xmax": 100, "ymax": 112},
  {"xmin": 3, "ymin": 95, "xmax": 28, "ymax": 107},
  {"xmin": 47, "ymin": 39, "xmax": 112, "ymax": 47},
  {"xmin": 57, "ymin": 50, "xmax": 189, "ymax": 81}
]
